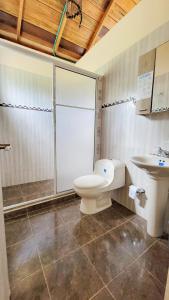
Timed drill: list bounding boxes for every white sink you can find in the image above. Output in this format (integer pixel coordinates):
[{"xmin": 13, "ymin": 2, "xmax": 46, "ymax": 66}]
[
  {"xmin": 131, "ymin": 155, "xmax": 169, "ymax": 237},
  {"xmin": 131, "ymin": 155, "xmax": 169, "ymax": 177}
]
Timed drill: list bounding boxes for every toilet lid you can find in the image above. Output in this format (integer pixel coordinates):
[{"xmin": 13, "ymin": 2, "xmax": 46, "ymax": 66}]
[{"xmin": 74, "ymin": 175, "xmax": 106, "ymax": 189}]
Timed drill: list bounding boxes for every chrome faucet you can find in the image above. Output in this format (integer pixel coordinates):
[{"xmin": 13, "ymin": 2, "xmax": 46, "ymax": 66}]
[{"xmin": 155, "ymin": 146, "xmax": 169, "ymax": 158}]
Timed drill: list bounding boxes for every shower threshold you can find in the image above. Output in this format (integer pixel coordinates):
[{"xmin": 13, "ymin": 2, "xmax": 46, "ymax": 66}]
[{"xmin": 2, "ymin": 179, "xmax": 54, "ymax": 207}]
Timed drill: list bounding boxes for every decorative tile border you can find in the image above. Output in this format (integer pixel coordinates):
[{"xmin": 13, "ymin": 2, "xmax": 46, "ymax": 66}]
[
  {"xmin": 152, "ymin": 107, "xmax": 169, "ymax": 113},
  {"xmin": 102, "ymin": 97, "xmax": 136, "ymax": 108},
  {"xmin": 0, "ymin": 102, "xmax": 52, "ymax": 112}
]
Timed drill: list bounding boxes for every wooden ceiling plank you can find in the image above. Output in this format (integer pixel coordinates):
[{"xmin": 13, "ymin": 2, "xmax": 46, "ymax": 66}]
[
  {"xmin": 0, "ymin": 28, "xmax": 17, "ymax": 40},
  {"xmin": 0, "ymin": 0, "xmax": 19, "ymax": 17},
  {"xmin": 17, "ymin": 0, "xmax": 25, "ymax": 40},
  {"xmin": 21, "ymin": 32, "xmax": 78, "ymax": 61},
  {"xmin": 0, "ymin": 26, "xmax": 78, "ymax": 62},
  {"xmin": 87, "ymin": 0, "xmax": 116, "ymax": 49}
]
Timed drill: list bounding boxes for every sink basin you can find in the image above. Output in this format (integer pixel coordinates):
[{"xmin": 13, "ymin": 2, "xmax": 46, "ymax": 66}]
[
  {"xmin": 131, "ymin": 155, "xmax": 169, "ymax": 177},
  {"xmin": 131, "ymin": 154, "xmax": 169, "ymax": 237}
]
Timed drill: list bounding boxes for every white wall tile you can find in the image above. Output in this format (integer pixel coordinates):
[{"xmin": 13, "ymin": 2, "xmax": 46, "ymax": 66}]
[{"xmin": 99, "ymin": 21, "xmax": 169, "ymax": 220}]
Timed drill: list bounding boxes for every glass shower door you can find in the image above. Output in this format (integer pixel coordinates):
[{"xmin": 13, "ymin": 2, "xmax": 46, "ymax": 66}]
[
  {"xmin": 55, "ymin": 67, "xmax": 96, "ymax": 192},
  {"xmin": 0, "ymin": 53, "xmax": 54, "ymax": 208}
]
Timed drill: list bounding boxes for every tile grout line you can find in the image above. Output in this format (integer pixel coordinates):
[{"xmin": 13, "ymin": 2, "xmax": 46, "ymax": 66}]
[
  {"xmin": 7, "ymin": 203, "xmax": 165, "ymax": 296},
  {"xmin": 27, "ymin": 198, "xmax": 80, "ymax": 219},
  {"xmin": 27, "ymin": 216, "xmax": 52, "ymax": 300},
  {"xmin": 48, "ymin": 216, "xmax": 132, "ymax": 267},
  {"xmin": 107, "ymin": 219, "xmax": 156, "ymax": 261},
  {"xmin": 10, "ymin": 269, "xmax": 43, "ymax": 290},
  {"xmin": 104, "ymin": 239, "xmax": 158, "ymax": 288},
  {"xmin": 158, "ymin": 239, "xmax": 169, "ymax": 251},
  {"xmin": 81, "ymin": 246, "xmax": 108, "ymax": 292},
  {"xmin": 21, "ymin": 214, "xmax": 133, "ymax": 272},
  {"xmin": 4, "ymin": 210, "xmax": 29, "ymax": 224},
  {"xmin": 88, "ymin": 286, "xmax": 107, "ymax": 300},
  {"xmin": 106, "ymin": 286, "xmax": 117, "ymax": 300},
  {"xmin": 146, "ymin": 269, "xmax": 166, "ymax": 289}
]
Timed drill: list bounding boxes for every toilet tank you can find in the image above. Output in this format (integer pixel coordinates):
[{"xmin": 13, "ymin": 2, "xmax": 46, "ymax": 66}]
[{"xmin": 94, "ymin": 159, "xmax": 125, "ymax": 189}]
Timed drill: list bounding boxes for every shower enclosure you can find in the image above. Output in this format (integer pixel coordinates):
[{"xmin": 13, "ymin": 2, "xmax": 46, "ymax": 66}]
[{"xmin": 0, "ymin": 43, "xmax": 99, "ymax": 211}]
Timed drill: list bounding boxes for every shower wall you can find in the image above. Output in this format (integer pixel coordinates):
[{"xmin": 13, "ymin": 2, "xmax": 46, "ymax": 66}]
[
  {"xmin": 0, "ymin": 44, "xmax": 101, "ymax": 208},
  {"xmin": 0, "ymin": 64, "xmax": 54, "ymax": 187}
]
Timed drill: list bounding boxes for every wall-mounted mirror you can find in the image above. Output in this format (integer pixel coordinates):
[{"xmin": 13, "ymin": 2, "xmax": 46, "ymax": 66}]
[{"xmin": 152, "ymin": 41, "xmax": 169, "ymax": 112}]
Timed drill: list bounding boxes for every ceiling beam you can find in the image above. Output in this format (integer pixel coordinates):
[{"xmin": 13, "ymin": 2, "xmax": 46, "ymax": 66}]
[
  {"xmin": 54, "ymin": 14, "xmax": 67, "ymax": 53},
  {"xmin": 0, "ymin": 28, "xmax": 78, "ymax": 62},
  {"xmin": 53, "ymin": 3, "xmax": 67, "ymax": 55},
  {"xmin": 87, "ymin": 0, "xmax": 115, "ymax": 50},
  {"xmin": 16, "ymin": 0, "xmax": 25, "ymax": 40}
]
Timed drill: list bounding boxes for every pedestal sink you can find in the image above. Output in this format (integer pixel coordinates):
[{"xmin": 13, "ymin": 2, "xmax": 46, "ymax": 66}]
[{"xmin": 131, "ymin": 155, "xmax": 169, "ymax": 237}]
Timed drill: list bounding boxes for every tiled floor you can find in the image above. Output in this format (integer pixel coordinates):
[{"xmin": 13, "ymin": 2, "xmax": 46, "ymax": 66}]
[
  {"xmin": 2, "ymin": 179, "xmax": 54, "ymax": 207},
  {"xmin": 5, "ymin": 199, "xmax": 169, "ymax": 300}
]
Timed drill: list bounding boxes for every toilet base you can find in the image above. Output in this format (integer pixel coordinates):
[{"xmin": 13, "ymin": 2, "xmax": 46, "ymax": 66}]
[{"xmin": 80, "ymin": 192, "xmax": 112, "ymax": 215}]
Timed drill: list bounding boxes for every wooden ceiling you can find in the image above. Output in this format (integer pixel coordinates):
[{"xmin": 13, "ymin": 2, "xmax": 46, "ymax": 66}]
[{"xmin": 0, "ymin": 0, "xmax": 140, "ymax": 62}]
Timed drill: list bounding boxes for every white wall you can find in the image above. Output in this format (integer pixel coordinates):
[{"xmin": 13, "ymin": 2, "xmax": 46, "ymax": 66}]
[
  {"xmin": 100, "ymin": 20, "xmax": 169, "ymax": 220},
  {"xmin": 0, "ymin": 47, "xmax": 54, "ymax": 187},
  {"xmin": 77, "ymin": 0, "xmax": 169, "ymax": 72},
  {"xmin": 0, "ymin": 45, "xmax": 52, "ymax": 77}
]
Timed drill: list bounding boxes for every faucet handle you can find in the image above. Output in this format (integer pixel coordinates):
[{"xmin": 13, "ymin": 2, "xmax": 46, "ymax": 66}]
[{"xmin": 151, "ymin": 146, "xmax": 161, "ymax": 156}]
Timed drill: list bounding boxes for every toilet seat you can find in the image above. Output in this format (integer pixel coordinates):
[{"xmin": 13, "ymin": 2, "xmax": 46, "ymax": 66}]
[{"xmin": 74, "ymin": 175, "xmax": 107, "ymax": 189}]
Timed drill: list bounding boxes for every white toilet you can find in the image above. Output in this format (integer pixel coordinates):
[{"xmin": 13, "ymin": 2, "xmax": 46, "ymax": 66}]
[{"xmin": 73, "ymin": 159, "xmax": 125, "ymax": 214}]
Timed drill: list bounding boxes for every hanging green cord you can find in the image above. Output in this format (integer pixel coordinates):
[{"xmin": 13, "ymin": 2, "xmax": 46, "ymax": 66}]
[{"xmin": 53, "ymin": 2, "xmax": 67, "ymax": 56}]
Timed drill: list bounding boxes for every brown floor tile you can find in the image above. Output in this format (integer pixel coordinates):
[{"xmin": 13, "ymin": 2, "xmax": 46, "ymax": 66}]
[
  {"xmin": 68, "ymin": 216, "xmax": 106, "ymax": 246},
  {"xmin": 91, "ymin": 288, "xmax": 113, "ymax": 300},
  {"xmin": 52, "ymin": 196, "xmax": 80, "ymax": 210},
  {"xmin": 111, "ymin": 200, "xmax": 135, "ymax": 219},
  {"xmin": 139, "ymin": 241, "xmax": 169, "ymax": 286},
  {"xmin": 27, "ymin": 201, "xmax": 55, "ymax": 217},
  {"xmin": 4, "ymin": 209, "xmax": 28, "ymax": 222},
  {"xmin": 20, "ymin": 180, "xmax": 54, "ymax": 201},
  {"xmin": 44, "ymin": 249, "xmax": 103, "ymax": 300},
  {"xmin": 83, "ymin": 233, "xmax": 133, "ymax": 284},
  {"xmin": 92, "ymin": 207, "xmax": 126, "ymax": 231},
  {"xmin": 29, "ymin": 209, "xmax": 63, "ymax": 234},
  {"xmin": 3, "ymin": 197, "xmax": 24, "ymax": 207},
  {"xmin": 22, "ymin": 191, "xmax": 53, "ymax": 202},
  {"xmin": 2, "ymin": 185, "xmax": 23, "ymax": 204},
  {"xmin": 36, "ymin": 179, "xmax": 54, "ymax": 193},
  {"xmin": 34, "ymin": 224, "xmax": 79, "ymax": 266},
  {"xmin": 20, "ymin": 182, "xmax": 42, "ymax": 196},
  {"xmin": 5, "ymin": 217, "xmax": 32, "ymax": 247},
  {"xmin": 7, "ymin": 238, "xmax": 41, "ymax": 286},
  {"xmin": 108, "ymin": 261, "xmax": 165, "ymax": 300},
  {"xmin": 11, "ymin": 270, "xmax": 50, "ymax": 300},
  {"xmin": 3, "ymin": 180, "xmax": 54, "ymax": 207},
  {"xmin": 3, "ymin": 184, "xmax": 24, "ymax": 207},
  {"xmin": 159, "ymin": 233, "xmax": 169, "ymax": 249},
  {"xmin": 56, "ymin": 201, "xmax": 84, "ymax": 223},
  {"xmin": 131, "ymin": 215, "xmax": 147, "ymax": 232},
  {"xmin": 110, "ymin": 220, "xmax": 154, "ymax": 258}
]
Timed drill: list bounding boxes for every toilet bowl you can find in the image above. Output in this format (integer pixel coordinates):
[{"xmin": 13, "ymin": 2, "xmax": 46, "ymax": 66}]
[{"xmin": 73, "ymin": 159, "xmax": 125, "ymax": 214}]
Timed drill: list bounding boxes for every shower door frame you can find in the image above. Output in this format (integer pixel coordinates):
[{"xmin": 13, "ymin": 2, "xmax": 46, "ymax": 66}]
[
  {"xmin": 0, "ymin": 38, "xmax": 99, "ymax": 213},
  {"xmin": 53, "ymin": 62, "xmax": 98, "ymax": 195}
]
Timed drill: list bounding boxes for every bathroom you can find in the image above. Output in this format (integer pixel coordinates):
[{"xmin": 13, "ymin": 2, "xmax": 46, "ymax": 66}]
[{"xmin": 0, "ymin": 0, "xmax": 169, "ymax": 299}]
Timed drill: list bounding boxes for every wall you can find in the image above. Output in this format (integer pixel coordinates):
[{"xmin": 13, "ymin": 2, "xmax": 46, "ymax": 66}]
[
  {"xmin": 0, "ymin": 46, "xmax": 54, "ymax": 187},
  {"xmin": 77, "ymin": 0, "xmax": 169, "ymax": 72},
  {"xmin": 0, "ymin": 44, "xmax": 102, "ymax": 189},
  {"xmin": 99, "ymin": 20, "xmax": 169, "ymax": 220}
]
